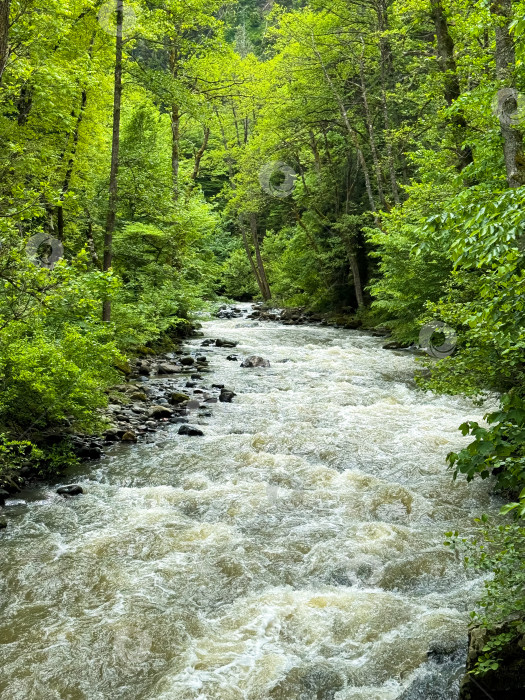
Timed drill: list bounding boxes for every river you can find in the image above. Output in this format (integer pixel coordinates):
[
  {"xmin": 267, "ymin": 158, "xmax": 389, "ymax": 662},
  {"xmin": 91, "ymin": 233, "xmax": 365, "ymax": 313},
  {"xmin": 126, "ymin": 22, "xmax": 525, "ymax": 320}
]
[{"xmin": 0, "ymin": 308, "xmax": 497, "ymax": 699}]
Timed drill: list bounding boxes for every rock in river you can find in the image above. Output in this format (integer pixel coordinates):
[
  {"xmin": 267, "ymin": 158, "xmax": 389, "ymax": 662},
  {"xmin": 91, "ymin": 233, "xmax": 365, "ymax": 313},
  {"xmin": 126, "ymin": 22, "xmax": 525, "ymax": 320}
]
[
  {"xmin": 157, "ymin": 363, "xmax": 181, "ymax": 374},
  {"xmin": 169, "ymin": 392, "xmax": 190, "ymax": 405},
  {"xmin": 219, "ymin": 389, "xmax": 236, "ymax": 403},
  {"xmin": 148, "ymin": 405, "xmax": 173, "ymax": 419},
  {"xmin": 178, "ymin": 425, "xmax": 204, "ymax": 436},
  {"xmin": 241, "ymin": 355, "xmax": 270, "ymax": 368},
  {"xmin": 57, "ymin": 485, "xmax": 83, "ymax": 497}
]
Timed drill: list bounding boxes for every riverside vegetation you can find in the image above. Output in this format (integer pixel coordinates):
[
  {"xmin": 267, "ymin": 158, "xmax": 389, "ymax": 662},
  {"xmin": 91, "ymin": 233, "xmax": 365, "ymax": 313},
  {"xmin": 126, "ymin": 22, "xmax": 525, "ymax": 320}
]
[{"xmin": 1, "ymin": 0, "xmax": 525, "ymax": 693}]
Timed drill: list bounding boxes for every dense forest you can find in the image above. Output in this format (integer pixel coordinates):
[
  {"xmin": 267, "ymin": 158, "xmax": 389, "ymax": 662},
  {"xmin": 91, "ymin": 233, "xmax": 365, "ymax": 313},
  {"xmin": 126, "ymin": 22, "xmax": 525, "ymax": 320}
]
[{"xmin": 2, "ymin": 0, "xmax": 525, "ymax": 687}]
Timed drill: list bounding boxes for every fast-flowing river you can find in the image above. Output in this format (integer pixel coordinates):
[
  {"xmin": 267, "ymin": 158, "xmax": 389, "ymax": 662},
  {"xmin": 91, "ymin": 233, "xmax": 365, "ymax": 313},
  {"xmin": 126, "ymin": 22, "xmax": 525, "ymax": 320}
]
[{"xmin": 0, "ymin": 308, "xmax": 497, "ymax": 699}]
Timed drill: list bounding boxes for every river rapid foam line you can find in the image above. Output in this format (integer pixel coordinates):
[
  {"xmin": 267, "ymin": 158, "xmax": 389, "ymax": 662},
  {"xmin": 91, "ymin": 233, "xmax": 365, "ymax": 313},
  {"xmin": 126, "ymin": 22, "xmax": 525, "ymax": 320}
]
[{"xmin": 0, "ymin": 309, "xmax": 498, "ymax": 699}]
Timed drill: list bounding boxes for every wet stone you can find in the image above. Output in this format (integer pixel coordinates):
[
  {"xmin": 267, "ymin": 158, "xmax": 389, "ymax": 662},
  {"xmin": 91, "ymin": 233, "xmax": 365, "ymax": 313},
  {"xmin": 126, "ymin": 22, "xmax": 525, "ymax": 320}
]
[
  {"xmin": 178, "ymin": 425, "xmax": 204, "ymax": 436},
  {"xmin": 56, "ymin": 485, "xmax": 83, "ymax": 497}
]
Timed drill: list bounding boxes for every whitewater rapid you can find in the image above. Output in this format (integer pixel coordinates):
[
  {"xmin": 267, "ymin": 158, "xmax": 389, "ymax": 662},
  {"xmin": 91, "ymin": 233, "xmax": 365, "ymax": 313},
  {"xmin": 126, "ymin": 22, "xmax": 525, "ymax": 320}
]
[{"xmin": 0, "ymin": 309, "xmax": 497, "ymax": 699}]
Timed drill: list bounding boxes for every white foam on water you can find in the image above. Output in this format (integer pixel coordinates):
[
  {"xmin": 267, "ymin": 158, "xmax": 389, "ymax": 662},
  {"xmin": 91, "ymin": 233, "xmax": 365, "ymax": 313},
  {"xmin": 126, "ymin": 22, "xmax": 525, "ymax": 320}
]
[{"xmin": 0, "ymin": 307, "xmax": 498, "ymax": 699}]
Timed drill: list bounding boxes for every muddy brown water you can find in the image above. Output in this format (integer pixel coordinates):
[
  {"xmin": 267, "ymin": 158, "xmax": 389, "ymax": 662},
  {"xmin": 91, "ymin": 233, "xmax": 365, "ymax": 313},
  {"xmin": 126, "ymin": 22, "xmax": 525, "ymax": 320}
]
[{"xmin": 0, "ymin": 308, "xmax": 498, "ymax": 699}]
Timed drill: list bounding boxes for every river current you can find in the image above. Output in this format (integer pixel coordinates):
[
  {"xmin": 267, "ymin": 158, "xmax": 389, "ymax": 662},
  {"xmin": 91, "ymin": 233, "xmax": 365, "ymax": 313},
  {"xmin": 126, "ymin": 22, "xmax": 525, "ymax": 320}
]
[{"xmin": 0, "ymin": 309, "xmax": 497, "ymax": 699}]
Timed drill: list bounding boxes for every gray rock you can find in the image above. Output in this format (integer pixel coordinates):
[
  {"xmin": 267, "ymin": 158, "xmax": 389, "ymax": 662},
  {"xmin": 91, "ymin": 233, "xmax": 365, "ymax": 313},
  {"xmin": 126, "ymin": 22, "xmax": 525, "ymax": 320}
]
[
  {"xmin": 169, "ymin": 392, "xmax": 190, "ymax": 405},
  {"xmin": 76, "ymin": 445, "xmax": 102, "ymax": 460},
  {"xmin": 219, "ymin": 389, "xmax": 236, "ymax": 403},
  {"xmin": 383, "ymin": 341, "xmax": 411, "ymax": 350},
  {"xmin": 121, "ymin": 431, "xmax": 138, "ymax": 442},
  {"xmin": 216, "ymin": 339, "xmax": 238, "ymax": 348},
  {"xmin": 147, "ymin": 405, "xmax": 173, "ymax": 419},
  {"xmin": 158, "ymin": 363, "xmax": 181, "ymax": 374},
  {"xmin": 241, "ymin": 355, "xmax": 270, "ymax": 368},
  {"xmin": 57, "ymin": 484, "xmax": 83, "ymax": 497},
  {"xmin": 180, "ymin": 356, "xmax": 195, "ymax": 366},
  {"xmin": 178, "ymin": 425, "xmax": 204, "ymax": 436}
]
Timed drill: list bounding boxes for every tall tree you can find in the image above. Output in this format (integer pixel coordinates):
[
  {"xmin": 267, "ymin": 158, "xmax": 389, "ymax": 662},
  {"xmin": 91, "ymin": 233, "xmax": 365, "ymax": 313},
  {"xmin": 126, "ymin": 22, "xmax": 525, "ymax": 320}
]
[
  {"xmin": 0, "ymin": 0, "xmax": 9, "ymax": 83},
  {"xmin": 429, "ymin": 0, "xmax": 472, "ymax": 170},
  {"xmin": 491, "ymin": 0, "xmax": 525, "ymax": 187},
  {"xmin": 103, "ymin": 0, "xmax": 124, "ymax": 321}
]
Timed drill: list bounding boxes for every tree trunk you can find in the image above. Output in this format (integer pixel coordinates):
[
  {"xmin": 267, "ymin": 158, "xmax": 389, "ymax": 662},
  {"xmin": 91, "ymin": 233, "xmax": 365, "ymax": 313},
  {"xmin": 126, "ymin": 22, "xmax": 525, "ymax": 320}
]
[
  {"xmin": 169, "ymin": 48, "xmax": 180, "ymax": 202},
  {"xmin": 57, "ymin": 88, "xmax": 88, "ymax": 240},
  {"xmin": 232, "ymin": 102, "xmax": 241, "ymax": 147},
  {"xmin": 359, "ymin": 47, "xmax": 386, "ymax": 208},
  {"xmin": 216, "ymin": 110, "xmax": 266, "ymax": 298},
  {"xmin": 191, "ymin": 126, "xmax": 210, "ymax": 181},
  {"xmin": 240, "ymin": 222, "xmax": 264, "ymax": 296},
  {"xmin": 312, "ymin": 39, "xmax": 377, "ymax": 214},
  {"xmin": 103, "ymin": 0, "xmax": 124, "ymax": 322},
  {"xmin": 249, "ymin": 213, "xmax": 271, "ymax": 301},
  {"xmin": 430, "ymin": 0, "xmax": 473, "ymax": 170},
  {"xmin": 348, "ymin": 253, "xmax": 364, "ymax": 309},
  {"xmin": 375, "ymin": 1, "xmax": 400, "ymax": 205},
  {"xmin": 0, "ymin": 0, "xmax": 9, "ymax": 84},
  {"xmin": 491, "ymin": 0, "xmax": 525, "ymax": 187},
  {"xmin": 85, "ymin": 209, "xmax": 100, "ymax": 268}
]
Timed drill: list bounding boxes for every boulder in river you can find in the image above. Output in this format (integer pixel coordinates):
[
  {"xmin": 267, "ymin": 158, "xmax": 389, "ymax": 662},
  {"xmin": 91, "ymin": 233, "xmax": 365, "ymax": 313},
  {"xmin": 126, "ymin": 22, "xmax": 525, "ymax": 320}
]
[
  {"xmin": 383, "ymin": 341, "xmax": 411, "ymax": 350},
  {"xmin": 75, "ymin": 445, "xmax": 102, "ymax": 460},
  {"xmin": 216, "ymin": 339, "xmax": 238, "ymax": 348},
  {"xmin": 241, "ymin": 355, "xmax": 270, "ymax": 368},
  {"xmin": 226, "ymin": 355, "xmax": 239, "ymax": 361},
  {"xmin": 157, "ymin": 363, "xmax": 181, "ymax": 374},
  {"xmin": 121, "ymin": 431, "xmax": 138, "ymax": 443},
  {"xmin": 148, "ymin": 405, "xmax": 173, "ymax": 419},
  {"xmin": 169, "ymin": 392, "xmax": 190, "ymax": 405},
  {"xmin": 180, "ymin": 356, "xmax": 195, "ymax": 366},
  {"xmin": 178, "ymin": 424, "xmax": 204, "ymax": 436},
  {"xmin": 459, "ymin": 621, "xmax": 525, "ymax": 699},
  {"xmin": 0, "ymin": 518, "xmax": 6, "ymax": 529},
  {"xmin": 0, "ymin": 488, "xmax": 9, "ymax": 507},
  {"xmin": 219, "ymin": 389, "xmax": 236, "ymax": 403},
  {"xmin": 57, "ymin": 484, "xmax": 83, "ymax": 497}
]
